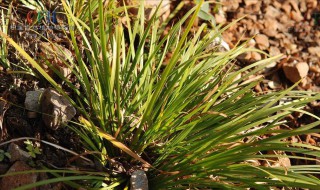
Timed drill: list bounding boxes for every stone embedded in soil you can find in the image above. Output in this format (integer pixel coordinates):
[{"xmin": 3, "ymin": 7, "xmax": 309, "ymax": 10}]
[
  {"xmin": 130, "ymin": 170, "xmax": 148, "ymax": 190},
  {"xmin": 255, "ymin": 34, "xmax": 269, "ymax": 50},
  {"xmin": 0, "ymin": 161, "xmax": 37, "ymax": 190},
  {"xmin": 7, "ymin": 143, "xmax": 31, "ymax": 163},
  {"xmin": 25, "ymin": 89, "xmax": 44, "ymax": 118},
  {"xmin": 283, "ymin": 62, "xmax": 309, "ymax": 83},
  {"xmin": 40, "ymin": 88, "xmax": 76, "ymax": 130}
]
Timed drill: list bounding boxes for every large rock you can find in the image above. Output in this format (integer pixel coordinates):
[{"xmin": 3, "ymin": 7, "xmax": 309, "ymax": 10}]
[
  {"xmin": 0, "ymin": 161, "xmax": 38, "ymax": 190},
  {"xmin": 40, "ymin": 88, "xmax": 76, "ymax": 130},
  {"xmin": 130, "ymin": 170, "xmax": 148, "ymax": 190},
  {"xmin": 283, "ymin": 62, "xmax": 309, "ymax": 83}
]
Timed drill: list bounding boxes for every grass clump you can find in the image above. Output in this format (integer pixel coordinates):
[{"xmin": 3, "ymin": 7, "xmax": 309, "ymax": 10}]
[{"xmin": 1, "ymin": 0, "xmax": 320, "ymax": 189}]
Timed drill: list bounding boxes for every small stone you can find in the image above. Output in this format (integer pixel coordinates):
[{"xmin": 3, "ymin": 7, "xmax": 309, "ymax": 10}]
[
  {"xmin": 0, "ymin": 161, "xmax": 38, "ymax": 190},
  {"xmin": 300, "ymin": 1, "xmax": 307, "ymax": 12},
  {"xmin": 40, "ymin": 88, "xmax": 76, "ymax": 130},
  {"xmin": 291, "ymin": 11, "xmax": 304, "ymax": 22},
  {"xmin": 268, "ymin": 81, "xmax": 281, "ymax": 89},
  {"xmin": 251, "ymin": 52, "xmax": 262, "ymax": 61},
  {"xmin": 283, "ymin": 62, "xmax": 309, "ymax": 83},
  {"xmin": 265, "ymin": 5, "xmax": 281, "ymax": 18},
  {"xmin": 281, "ymin": 2, "xmax": 292, "ymax": 15},
  {"xmin": 130, "ymin": 170, "xmax": 148, "ymax": 190},
  {"xmin": 308, "ymin": 47, "xmax": 320, "ymax": 57},
  {"xmin": 244, "ymin": 0, "xmax": 259, "ymax": 6},
  {"xmin": 7, "ymin": 143, "xmax": 31, "ymax": 163},
  {"xmin": 25, "ymin": 89, "xmax": 44, "ymax": 113},
  {"xmin": 263, "ymin": 18, "xmax": 278, "ymax": 37},
  {"xmin": 273, "ymin": 1, "xmax": 282, "ymax": 8},
  {"xmin": 269, "ymin": 46, "xmax": 281, "ymax": 56},
  {"xmin": 248, "ymin": 39, "xmax": 256, "ymax": 47},
  {"xmin": 215, "ymin": 13, "xmax": 226, "ymax": 24},
  {"xmin": 255, "ymin": 34, "xmax": 269, "ymax": 50},
  {"xmin": 310, "ymin": 66, "xmax": 320, "ymax": 73}
]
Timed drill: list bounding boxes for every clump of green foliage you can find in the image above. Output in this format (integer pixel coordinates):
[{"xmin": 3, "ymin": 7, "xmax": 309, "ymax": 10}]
[
  {"xmin": 0, "ymin": 149, "xmax": 10, "ymax": 162},
  {"xmin": 24, "ymin": 140, "xmax": 41, "ymax": 158},
  {"xmin": 1, "ymin": 0, "xmax": 320, "ymax": 189}
]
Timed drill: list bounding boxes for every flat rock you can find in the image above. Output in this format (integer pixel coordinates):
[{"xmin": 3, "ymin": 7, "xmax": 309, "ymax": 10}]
[
  {"xmin": 283, "ymin": 62, "xmax": 309, "ymax": 83},
  {"xmin": 130, "ymin": 170, "xmax": 148, "ymax": 190},
  {"xmin": 0, "ymin": 161, "xmax": 37, "ymax": 190},
  {"xmin": 40, "ymin": 88, "xmax": 76, "ymax": 130}
]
